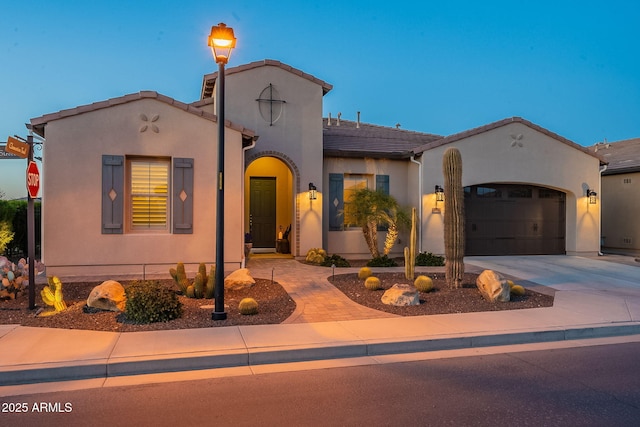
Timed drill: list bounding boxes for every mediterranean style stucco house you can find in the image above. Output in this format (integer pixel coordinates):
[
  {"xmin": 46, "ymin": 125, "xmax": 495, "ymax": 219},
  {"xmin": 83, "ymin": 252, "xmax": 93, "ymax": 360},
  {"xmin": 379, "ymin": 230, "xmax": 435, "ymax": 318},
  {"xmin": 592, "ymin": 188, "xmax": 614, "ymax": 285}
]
[
  {"xmin": 590, "ymin": 138, "xmax": 640, "ymax": 256},
  {"xmin": 30, "ymin": 59, "xmax": 606, "ymax": 278}
]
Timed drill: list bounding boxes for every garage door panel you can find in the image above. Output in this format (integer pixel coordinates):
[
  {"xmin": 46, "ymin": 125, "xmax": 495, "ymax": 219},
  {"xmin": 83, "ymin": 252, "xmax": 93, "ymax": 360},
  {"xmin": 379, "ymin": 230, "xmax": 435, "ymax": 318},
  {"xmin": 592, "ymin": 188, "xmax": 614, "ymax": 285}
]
[{"xmin": 465, "ymin": 184, "xmax": 565, "ymax": 256}]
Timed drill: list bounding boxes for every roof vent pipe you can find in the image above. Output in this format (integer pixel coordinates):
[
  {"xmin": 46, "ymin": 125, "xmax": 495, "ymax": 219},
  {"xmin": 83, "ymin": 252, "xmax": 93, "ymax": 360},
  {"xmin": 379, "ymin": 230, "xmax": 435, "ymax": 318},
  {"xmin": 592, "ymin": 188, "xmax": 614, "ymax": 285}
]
[
  {"xmin": 357, "ymin": 111, "xmax": 360, "ymax": 128},
  {"xmin": 327, "ymin": 112, "xmax": 331, "ymax": 126},
  {"xmin": 395, "ymin": 123, "xmax": 401, "ymax": 129},
  {"xmin": 337, "ymin": 112, "xmax": 341, "ymax": 126}
]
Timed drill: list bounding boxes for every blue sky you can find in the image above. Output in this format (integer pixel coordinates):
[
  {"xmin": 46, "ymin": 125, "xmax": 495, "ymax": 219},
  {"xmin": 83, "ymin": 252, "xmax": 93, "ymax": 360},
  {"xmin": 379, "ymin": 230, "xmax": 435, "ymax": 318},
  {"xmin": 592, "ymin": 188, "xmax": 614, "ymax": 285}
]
[{"xmin": 1, "ymin": 0, "xmax": 639, "ymax": 199}]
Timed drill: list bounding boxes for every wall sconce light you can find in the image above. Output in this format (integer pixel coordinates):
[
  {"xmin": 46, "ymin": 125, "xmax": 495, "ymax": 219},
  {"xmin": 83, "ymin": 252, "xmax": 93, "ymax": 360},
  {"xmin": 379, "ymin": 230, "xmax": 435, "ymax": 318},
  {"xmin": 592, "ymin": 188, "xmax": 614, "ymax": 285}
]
[
  {"xmin": 309, "ymin": 182, "xmax": 317, "ymax": 200},
  {"xmin": 435, "ymin": 185, "xmax": 444, "ymax": 202},
  {"xmin": 587, "ymin": 189, "xmax": 597, "ymax": 204}
]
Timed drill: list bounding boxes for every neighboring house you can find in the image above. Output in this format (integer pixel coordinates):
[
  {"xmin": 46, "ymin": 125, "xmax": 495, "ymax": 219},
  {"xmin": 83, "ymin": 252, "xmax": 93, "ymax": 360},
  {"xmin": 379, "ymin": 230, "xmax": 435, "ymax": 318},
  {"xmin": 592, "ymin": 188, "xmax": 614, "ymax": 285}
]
[
  {"xmin": 31, "ymin": 59, "xmax": 606, "ymax": 278},
  {"xmin": 590, "ymin": 138, "xmax": 640, "ymax": 255}
]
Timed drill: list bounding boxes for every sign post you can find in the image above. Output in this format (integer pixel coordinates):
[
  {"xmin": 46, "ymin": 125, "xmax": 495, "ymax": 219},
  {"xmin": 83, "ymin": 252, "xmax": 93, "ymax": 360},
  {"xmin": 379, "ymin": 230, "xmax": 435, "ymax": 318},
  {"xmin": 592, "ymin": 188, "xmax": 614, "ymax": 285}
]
[
  {"xmin": 25, "ymin": 136, "xmax": 37, "ymax": 309},
  {"xmin": 6, "ymin": 133, "xmax": 39, "ymax": 309}
]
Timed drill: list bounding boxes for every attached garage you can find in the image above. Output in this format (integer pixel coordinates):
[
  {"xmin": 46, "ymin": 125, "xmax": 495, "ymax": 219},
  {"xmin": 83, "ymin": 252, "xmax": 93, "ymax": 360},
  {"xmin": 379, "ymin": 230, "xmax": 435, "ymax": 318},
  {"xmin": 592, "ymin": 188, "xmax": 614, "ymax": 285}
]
[{"xmin": 465, "ymin": 184, "xmax": 566, "ymax": 255}]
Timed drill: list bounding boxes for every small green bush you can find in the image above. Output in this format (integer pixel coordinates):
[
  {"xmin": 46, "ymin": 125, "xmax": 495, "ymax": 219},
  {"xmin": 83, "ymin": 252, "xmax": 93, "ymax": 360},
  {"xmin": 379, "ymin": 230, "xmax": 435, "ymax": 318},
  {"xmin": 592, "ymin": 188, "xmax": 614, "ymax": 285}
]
[
  {"xmin": 238, "ymin": 298, "xmax": 259, "ymax": 315},
  {"xmin": 358, "ymin": 267, "xmax": 372, "ymax": 280},
  {"xmin": 415, "ymin": 252, "xmax": 445, "ymax": 266},
  {"xmin": 364, "ymin": 276, "xmax": 381, "ymax": 291},
  {"xmin": 414, "ymin": 275, "xmax": 434, "ymax": 292},
  {"xmin": 367, "ymin": 255, "xmax": 397, "ymax": 267},
  {"xmin": 321, "ymin": 254, "xmax": 351, "ymax": 267},
  {"xmin": 124, "ymin": 281, "xmax": 183, "ymax": 324}
]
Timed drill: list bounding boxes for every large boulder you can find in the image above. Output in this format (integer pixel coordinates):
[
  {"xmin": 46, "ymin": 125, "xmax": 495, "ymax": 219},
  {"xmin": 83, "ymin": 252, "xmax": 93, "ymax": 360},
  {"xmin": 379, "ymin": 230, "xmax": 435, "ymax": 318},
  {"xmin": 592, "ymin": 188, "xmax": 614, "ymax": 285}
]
[
  {"xmin": 381, "ymin": 284, "xmax": 420, "ymax": 306},
  {"xmin": 224, "ymin": 268, "xmax": 255, "ymax": 291},
  {"xmin": 87, "ymin": 280, "xmax": 127, "ymax": 312},
  {"xmin": 476, "ymin": 270, "xmax": 510, "ymax": 303}
]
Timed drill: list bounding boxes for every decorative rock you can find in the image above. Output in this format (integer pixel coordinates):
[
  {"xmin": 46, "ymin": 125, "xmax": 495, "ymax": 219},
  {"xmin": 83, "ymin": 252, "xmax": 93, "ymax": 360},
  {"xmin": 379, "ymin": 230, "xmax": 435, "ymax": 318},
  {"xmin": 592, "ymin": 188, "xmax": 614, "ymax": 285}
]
[
  {"xmin": 224, "ymin": 268, "xmax": 255, "ymax": 291},
  {"xmin": 476, "ymin": 270, "xmax": 510, "ymax": 302},
  {"xmin": 381, "ymin": 284, "xmax": 420, "ymax": 306},
  {"xmin": 87, "ymin": 280, "xmax": 127, "ymax": 312}
]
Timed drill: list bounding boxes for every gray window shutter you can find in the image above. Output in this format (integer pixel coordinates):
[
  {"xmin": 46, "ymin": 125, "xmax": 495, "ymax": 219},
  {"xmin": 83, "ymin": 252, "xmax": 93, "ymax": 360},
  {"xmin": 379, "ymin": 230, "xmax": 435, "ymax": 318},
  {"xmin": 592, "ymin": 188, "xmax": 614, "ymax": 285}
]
[
  {"xmin": 376, "ymin": 175, "xmax": 390, "ymax": 194},
  {"xmin": 329, "ymin": 173, "xmax": 344, "ymax": 231},
  {"xmin": 173, "ymin": 158, "xmax": 194, "ymax": 234},
  {"xmin": 376, "ymin": 175, "xmax": 390, "ymax": 231},
  {"xmin": 102, "ymin": 155, "xmax": 124, "ymax": 234}
]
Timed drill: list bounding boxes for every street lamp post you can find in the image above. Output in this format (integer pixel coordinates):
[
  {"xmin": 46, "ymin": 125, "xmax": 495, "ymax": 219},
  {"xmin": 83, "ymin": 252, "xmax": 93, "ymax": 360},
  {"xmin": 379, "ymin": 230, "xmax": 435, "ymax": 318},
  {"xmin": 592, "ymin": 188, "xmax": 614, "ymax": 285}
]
[{"xmin": 208, "ymin": 23, "xmax": 236, "ymax": 321}]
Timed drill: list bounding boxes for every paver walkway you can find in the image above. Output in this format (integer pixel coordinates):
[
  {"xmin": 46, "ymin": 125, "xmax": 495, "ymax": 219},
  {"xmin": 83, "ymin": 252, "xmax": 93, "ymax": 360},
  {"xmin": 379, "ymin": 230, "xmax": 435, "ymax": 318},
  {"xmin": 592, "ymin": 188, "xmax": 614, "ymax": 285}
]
[{"xmin": 246, "ymin": 257, "xmax": 398, "ymax": 323}]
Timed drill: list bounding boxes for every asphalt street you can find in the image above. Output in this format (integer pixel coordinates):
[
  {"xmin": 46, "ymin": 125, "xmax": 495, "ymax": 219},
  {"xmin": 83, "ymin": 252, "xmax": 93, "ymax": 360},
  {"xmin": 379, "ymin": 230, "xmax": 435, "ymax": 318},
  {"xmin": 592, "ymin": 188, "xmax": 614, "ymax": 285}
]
[{"xmin": 2, "ymin": 340, "xmax": 639, "ymax": 426}]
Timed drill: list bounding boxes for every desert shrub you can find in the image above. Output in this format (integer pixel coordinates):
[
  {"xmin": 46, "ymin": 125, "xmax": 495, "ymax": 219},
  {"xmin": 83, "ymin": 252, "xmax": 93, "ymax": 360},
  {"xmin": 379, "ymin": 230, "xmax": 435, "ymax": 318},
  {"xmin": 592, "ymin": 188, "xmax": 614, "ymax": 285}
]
[
  {"xmin": 124, "ymin": 281, "xmax": 182, "ymax": 324},
  {"xmin": 364, "ymin": 276, "xmax": 381, "ymax": 291},
  {"xmin": 305, "ymin": 248, "xmax": 327, "ymax": 264},
  {"xmin": 358, "ymin": 267, "xmax": 372, "ymax": 280},
  {"xmin": 414, "ymin": 275, "xmax": 434, "ymax": 292},
  {"xmin": 415, "ymin": 252, "xmax": 445, "ymax": 266},
  {"xmin": 321, "ymin": 254, "xmax": 351, "ymax": 267},
  {"xmin": 367, "ymin": 255, "xmax": 397, "ymax": 267},
  {"xmin": 238, "ymin": 298, "xmax": 259, "ymax": 315}
]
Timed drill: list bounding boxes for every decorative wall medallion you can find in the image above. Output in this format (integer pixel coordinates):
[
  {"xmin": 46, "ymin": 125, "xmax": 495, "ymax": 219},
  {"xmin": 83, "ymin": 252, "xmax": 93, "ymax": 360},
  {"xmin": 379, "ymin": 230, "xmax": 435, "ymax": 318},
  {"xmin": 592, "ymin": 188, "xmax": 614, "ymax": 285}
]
[
  {"xmin": 256, "ymin": 83, "xmax": 286, "ymax": 126},
  {"xmin": 139, "ymin": 113, "xmax": 160, "ymax": 133},
  {"xmin": 510, "ymin": 133, "xmax": 523, "ymax": 147}
]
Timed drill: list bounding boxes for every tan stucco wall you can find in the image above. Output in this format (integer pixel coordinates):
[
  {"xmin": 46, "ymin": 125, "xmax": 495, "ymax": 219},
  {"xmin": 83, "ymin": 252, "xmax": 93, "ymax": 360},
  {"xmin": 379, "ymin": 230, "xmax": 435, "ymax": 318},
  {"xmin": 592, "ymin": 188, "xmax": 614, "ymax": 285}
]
[
  {"xmin": 323, "ymin": 157, "xmax": 413, "ymax": 258},
  {"xmin": 420, "ymin": 122, "xmax": 601, "ymax": 256},
  {"xmin": 215, "ymin": 64, "xmax": 326, "ymax": 256},
  {"xmin": 601, "ymin": 172, "xmax": 640, "ymax": 254},
  {"xmin": 41, "ymin": 98, "xmax": 246, "ymax": 278}
]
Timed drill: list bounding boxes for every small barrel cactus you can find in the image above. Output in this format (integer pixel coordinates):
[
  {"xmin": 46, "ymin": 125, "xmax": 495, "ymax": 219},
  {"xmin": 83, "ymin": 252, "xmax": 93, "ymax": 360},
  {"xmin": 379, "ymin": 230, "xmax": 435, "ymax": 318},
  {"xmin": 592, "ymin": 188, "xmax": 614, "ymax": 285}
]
[
  {"xmin": 358, "ymin": 267, "xmax": 372, "ymax": 280},
  {"xmin": 238, "ymin": 298, "xmax": 259, "ymax": 315},
  {"xmin": 510, "ymin": 284, "xmax": 526, "ymax": 296},
  {"xmin": 414, "ymin": 275, "xmax": 433, "ymax": 292},
  {"xmin": 364, "ymin": 276, "xmax": 381, "ymax": 291}
]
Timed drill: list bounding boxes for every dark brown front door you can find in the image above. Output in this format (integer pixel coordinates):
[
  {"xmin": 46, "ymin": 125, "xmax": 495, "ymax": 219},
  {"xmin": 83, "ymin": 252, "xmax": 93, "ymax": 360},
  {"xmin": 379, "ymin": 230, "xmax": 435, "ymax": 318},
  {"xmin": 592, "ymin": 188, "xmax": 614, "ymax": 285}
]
[
  {"xmin": 250, "ymin": 177, "xmax": 276, "ymax": 248},
  {"xmin": 465, "ymin": 184, "xmax": 565, "ymax": 255}
]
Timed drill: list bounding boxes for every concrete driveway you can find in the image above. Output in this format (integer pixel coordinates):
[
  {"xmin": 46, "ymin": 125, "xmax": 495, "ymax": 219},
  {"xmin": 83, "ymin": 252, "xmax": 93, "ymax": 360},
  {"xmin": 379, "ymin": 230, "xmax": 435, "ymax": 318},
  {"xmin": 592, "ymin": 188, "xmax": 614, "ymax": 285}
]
[{"xmin": 466, "ymin": 254, "xmax": 640, "ymax": 322}]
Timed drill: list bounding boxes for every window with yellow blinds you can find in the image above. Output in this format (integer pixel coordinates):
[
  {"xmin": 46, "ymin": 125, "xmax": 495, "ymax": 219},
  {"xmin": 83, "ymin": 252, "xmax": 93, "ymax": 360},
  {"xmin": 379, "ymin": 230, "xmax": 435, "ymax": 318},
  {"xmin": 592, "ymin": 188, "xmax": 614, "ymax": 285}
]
[{"xmin": 129, "ymin": 159, "xmax": 170, "ymax": 231}]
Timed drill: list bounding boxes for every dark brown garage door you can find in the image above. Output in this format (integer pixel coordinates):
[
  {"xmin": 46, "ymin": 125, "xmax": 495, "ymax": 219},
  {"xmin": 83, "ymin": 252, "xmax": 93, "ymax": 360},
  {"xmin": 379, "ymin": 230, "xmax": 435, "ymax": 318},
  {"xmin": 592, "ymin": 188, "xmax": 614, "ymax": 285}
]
[{"xmin": 465, "ymin": 184, "xmax": 565, "ymax": 255}]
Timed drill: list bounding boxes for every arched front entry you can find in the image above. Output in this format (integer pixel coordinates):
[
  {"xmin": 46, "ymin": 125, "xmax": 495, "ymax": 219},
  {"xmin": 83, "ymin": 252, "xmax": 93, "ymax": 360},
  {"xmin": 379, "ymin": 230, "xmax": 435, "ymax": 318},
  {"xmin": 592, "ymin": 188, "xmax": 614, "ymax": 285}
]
[
  {"xmin": 245, "ymin": 156, "xmax": 294, "ymax": 253},
  {"xmin": 464, "ymin": 184, "xmax": 566, "ymax": 255}
]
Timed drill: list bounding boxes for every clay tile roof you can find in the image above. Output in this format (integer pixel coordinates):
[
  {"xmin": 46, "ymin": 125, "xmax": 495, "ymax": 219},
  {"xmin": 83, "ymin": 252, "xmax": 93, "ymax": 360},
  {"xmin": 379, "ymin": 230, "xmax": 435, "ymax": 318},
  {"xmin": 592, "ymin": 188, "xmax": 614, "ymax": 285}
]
[
  {"xmin": 589, "ymin": 138, "xmax": 640, "ymax": 174},
  {"xmin": 323, "ymin": 118, "xmax": 442, "ymax": 159},
  {"xmin": 30, "ymin": 91, "xmax": 257, "ymax": 141},
  {"xmin": 413, "ymin": 117, "xmax": 606, "ymax": 164},
  {"xmin": 201, "ymin": 59, "xmax": 333, "ymax": 99}
]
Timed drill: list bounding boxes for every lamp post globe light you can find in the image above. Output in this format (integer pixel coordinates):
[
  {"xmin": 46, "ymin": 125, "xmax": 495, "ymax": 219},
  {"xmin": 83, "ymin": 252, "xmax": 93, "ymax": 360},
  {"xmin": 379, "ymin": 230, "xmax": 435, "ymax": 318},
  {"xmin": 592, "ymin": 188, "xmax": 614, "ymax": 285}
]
[{"xmin": 208, "ymin": 23, "xmax": 236, "ymax": 321}]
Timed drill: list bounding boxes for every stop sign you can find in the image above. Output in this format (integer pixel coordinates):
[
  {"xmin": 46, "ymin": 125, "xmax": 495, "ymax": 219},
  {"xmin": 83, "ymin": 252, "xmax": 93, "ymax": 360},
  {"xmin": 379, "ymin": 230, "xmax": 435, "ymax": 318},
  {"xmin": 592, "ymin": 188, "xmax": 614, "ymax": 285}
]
[{"xmin": 26, "ymin": 161, "xmax": 40, "ymax": 198}]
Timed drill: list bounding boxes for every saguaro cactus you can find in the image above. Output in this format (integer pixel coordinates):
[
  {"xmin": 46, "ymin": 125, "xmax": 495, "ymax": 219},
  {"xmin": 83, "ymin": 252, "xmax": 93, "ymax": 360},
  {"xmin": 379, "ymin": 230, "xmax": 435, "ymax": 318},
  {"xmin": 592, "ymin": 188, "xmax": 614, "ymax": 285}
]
[
  {"xmin": 404, "ymin": 207, "xmax": 417, "ymax": 280},
  {"xmin": 443, "ymin": 147, "xmax": 465, "ymax": 288}
]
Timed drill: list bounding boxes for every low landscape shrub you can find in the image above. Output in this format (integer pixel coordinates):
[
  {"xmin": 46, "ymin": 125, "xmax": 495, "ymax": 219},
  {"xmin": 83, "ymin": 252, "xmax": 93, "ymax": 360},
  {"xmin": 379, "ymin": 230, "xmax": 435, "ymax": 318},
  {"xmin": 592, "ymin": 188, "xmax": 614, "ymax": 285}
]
[
  {"xmin": 367, "ymin": 255, "xmax": 397, "ymax": 267},
  {"xmin": 415, "ymin": 252, "xmax": 445, "ymax": 266},
  {"xmin": 124, "ymin": 280, "xmax": 182, "ymax": 324},
  {"xmin": 321, "ymin": 254, "xmax": 351, "ymax": 267}
]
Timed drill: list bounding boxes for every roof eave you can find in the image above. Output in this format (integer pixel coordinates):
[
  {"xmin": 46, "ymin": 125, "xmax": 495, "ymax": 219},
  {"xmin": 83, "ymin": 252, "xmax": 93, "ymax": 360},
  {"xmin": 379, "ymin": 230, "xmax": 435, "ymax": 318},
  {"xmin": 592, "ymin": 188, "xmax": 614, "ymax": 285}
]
[
  {"xmin": 323, "ymin": 149, "xmax": 412, "ymax": 160},
  {"xmin": 201, "ymin": 59, "xmax": 333, "ymax": 99}
]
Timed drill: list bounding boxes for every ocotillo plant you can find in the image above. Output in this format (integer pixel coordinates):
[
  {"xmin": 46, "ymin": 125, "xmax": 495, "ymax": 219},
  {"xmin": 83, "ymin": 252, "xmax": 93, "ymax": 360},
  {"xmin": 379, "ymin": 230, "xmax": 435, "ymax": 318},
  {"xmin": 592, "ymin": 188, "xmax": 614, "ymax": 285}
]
[
  {"xmin": 404, "ymin": 207, "xmax": 417, "ymax": 280},
  {"xmin": 443, "ymin": 147, "xmax": 465, "ymax": 288}
]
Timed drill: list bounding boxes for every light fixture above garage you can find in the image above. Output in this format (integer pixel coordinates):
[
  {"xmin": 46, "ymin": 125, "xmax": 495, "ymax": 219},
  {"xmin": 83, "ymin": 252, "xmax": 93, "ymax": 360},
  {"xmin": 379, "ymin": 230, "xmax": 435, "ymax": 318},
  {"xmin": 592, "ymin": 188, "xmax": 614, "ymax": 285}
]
[
  {"xmin": 586, "ymin": 188, "xmax": 597, "ymax": 204},
  {"xmin": 435, "ymin": 185, "xmax": 444, "ymax": 202}
]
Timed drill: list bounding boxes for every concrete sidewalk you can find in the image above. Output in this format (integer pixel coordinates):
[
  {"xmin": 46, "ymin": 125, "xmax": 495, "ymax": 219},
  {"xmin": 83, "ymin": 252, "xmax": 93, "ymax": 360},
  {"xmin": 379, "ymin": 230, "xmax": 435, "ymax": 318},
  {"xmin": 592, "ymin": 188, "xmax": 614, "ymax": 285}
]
[{"xmin": 1, "ymin": 255, "xmax": 639, "ymax": 393}]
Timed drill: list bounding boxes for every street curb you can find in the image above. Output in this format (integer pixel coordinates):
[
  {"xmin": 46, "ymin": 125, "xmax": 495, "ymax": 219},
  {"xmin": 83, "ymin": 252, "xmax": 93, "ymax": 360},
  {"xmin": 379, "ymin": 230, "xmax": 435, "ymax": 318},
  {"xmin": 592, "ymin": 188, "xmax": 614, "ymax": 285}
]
[{"xmin": 2, "ymin": 323, "xmax": 639, "ymax": 386}]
